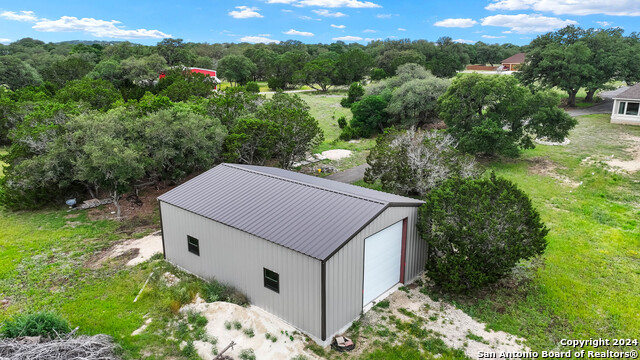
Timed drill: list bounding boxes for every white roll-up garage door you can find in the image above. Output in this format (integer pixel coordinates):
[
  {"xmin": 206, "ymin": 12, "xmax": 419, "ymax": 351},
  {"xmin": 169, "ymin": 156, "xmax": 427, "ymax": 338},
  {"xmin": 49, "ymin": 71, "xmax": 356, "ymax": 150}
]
[{"xmin": 362, "ymin": 220, "xmax": 403, "ymax": 307}]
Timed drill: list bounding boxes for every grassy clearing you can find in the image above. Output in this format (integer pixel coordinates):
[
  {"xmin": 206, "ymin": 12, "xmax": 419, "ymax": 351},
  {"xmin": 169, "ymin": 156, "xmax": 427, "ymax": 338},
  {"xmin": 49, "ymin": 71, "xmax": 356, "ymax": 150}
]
[
  {"xmin": 298, "ymin": 92, "xmax": 376, "ymax": 171},
  {"xmin": 433, "ymin": 114, "xmax": 640, "ymax": 352},
  {"xmin": 219, "ymin": 81, "xmax": 312, "ymax": 92},
  {"xmin": 0, "ymin": 205, "xmax": 224, "ymax": 359}
]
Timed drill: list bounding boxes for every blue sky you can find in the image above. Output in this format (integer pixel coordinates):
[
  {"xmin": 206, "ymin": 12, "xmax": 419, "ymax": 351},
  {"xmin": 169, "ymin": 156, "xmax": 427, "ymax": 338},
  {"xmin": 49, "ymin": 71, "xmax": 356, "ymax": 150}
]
[{"xmin": 1, "ymin": 0, "xmax": 640, "ymax": 46}]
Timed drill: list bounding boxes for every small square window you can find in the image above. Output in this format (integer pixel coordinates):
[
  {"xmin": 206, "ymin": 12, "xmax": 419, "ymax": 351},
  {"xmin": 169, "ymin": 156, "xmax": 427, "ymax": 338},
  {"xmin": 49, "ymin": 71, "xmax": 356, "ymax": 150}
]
[
  {"xmin": 626, "ymin": 102, "xmax": 639, "ymax": 116},
  {"xmin": 263, "ymin": 268, "xmax": 279, "ymax": 293},
  {"xmin": 618, "ymin": 101, "xmax": 626, "ymax": 115},
  {"xmin": 187, "ymin": 235, "xmax": 200, "ymax": 256}
]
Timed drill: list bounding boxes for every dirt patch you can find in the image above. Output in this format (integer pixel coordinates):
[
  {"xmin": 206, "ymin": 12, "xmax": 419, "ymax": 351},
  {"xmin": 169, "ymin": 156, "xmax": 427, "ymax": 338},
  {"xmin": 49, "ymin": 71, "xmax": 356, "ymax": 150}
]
[
  {"xmin": 64, "ymin": 213, "xmax": 80, "ymax": 219},
  {"xmin": 88, "ymin": 232, "xmax": 163, "ymax": 268},
  {"xmin": 353, "ymin": 286, "xmax": 528, "ymax": 358},
  {"xmin": 63, "ymin": 221, "xmax": 84, "ymax": 228},
  {"xmin": 180, "ymin": 302, "xmax": 321, "ymax": 360},
  {"xmin": 163, "ymin": 272, "xmax": 180, "ymax": 287},
  {"xmin": 321, "ymin": 149, "xmax": 352, "ymax": 160},
  {"xmin": 605, "ymin": 135, "xmax": 640, "ymax": 172},
  {"xmin": 527, "ymin": 157, "xmax": 580, "ymax": 187}
]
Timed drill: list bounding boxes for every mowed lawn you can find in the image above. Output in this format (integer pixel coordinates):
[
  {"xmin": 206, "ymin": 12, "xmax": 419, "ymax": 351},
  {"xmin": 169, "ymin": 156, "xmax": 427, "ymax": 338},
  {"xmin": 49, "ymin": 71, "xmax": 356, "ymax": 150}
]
[{"xmin": 449, "ymin": 114, "xmax": 640, "ymax": 351}]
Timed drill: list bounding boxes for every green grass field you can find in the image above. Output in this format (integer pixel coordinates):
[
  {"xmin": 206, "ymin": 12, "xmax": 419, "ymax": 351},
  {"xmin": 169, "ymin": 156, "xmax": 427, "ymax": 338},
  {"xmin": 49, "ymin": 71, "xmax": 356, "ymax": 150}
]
[
  {"xmin": 439, "ymin": 114, "xmax": 640, "ymax": 351},
  {"xmin": 0, "ymin": 206, "xmax": 216, "ymax": 358}
]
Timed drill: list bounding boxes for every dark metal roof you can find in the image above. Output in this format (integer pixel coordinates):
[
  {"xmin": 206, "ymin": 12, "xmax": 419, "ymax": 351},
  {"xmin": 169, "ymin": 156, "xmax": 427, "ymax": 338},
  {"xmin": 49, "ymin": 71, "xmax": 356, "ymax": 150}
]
[
  {"xmin": 501, "ymin": 52, "xmax": 525, "ymax": 64},
  {"xmin": 614, "ymin": 84, "xmax": 640, "ymax": 100},
  {"xmin": 158, "ymin": 163, "xmax": 423, "ymax": 260}
]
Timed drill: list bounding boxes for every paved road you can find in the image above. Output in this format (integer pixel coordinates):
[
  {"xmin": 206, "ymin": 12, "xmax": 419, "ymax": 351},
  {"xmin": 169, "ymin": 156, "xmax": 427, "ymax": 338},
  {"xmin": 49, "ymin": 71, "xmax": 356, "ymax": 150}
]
[
  {"xmin": 260, "ymin": 89, "xmax": 318, "ymax": 95},
  {"xmin": 326, "ymin": 164, "xmax": 370, "ymax": 183}
]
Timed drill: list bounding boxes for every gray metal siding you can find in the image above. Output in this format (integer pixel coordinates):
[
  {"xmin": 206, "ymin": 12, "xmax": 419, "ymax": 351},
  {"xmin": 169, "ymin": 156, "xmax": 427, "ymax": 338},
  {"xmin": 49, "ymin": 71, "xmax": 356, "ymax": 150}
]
[
  {"xmin": 325, "ymin": 206, "xmax": 425, "ymax": 336},
  {"xmin": 161, "ymin": 202, "xmax": 323, "ymax": 338}
]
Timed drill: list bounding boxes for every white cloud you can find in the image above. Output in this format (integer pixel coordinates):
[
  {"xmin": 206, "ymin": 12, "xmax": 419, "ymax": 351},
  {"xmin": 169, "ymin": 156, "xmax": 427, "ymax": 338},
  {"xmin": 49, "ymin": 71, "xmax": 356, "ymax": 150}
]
[
  {"xmin": 376, "ymin": 14, "xmax": 392, "ymax": 19},
  {"xmin": 0, "ymin": 10, "xmax": 38, "ymax": 22},
  {"xmin": 267, "ymin": 0, "xmax": 381, "ymax": 7},
  {"xmin": 0, "ymin": 38, "xmax": 11, "ymax": 44},
  {"xmin": 434, "ymin": 18, "xmax": 477, "ymax": 28},
  {"xmin": 299, "ymin": 15, "xmax": 322, "ymax": 20},
  {"xmin": 482, "ymin": 35, "xmax": 506, "ymax": 38},
  {"xmin": 283, "ymin": 29, "xmax": 315, "ymax": 36},
  {"xmin": 453, "ymin": 39, "xmax": 476, "ymax": 44},
  {"xmin": 228, "ymin": 6, "xmax": 264, "ymax": 19},
  {"xmin": 259, "ymin": 33, "xmax": 271, "ymax": 36},
  {"xmin": 313, "ymin": 9, "xmax": 347, "ymax": 17},
  {"xmin": 32, "ymin": 16, "xmax": 171, "ymax": 38},
  {"xmin": 363, "ymin": 29, "xmax": 376, "ymax": 33},
  {"xmin": 1, "ymin": 10, "xmax": 170, "ymax": 39},
  {"xmin": 281, "ymin": 9, "xmax": 294, "ymax": 12},
  {"xmin": 295, "ymin": 0, "xmax": 381, "ymax": 8},
  {"xmin": 240, "ymin": 35, "xmax": 280, "ymax": 43},
  {"xmin": 397, "ymin": 27, "xmax": 406, "ymax": 31},
  {"xmin": 331, "ymin": 24, "xmax": 346, "ymax": 28},
  {"xmin": 481, "ymin": 14, "xmax": 577, "ymax": 33},
  {"xmin": 364, "ymin": 37, "xmax": 382, "ymax": 41},
  {"xmin": 596, "ymin": 21, "xmax": 612, "ymax": 27},
  {"xmin": 485, "ymin": 0, "xmax": 640, "ymax": 16},
  {"xmin": 332, "ymin": 35, "xmax": 363, "ymax": 41}
]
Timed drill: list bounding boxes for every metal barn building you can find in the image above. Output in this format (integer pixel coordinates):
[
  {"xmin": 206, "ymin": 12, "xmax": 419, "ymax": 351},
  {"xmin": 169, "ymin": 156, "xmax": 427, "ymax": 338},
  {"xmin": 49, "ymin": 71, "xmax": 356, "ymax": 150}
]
[{"xmin": 158, "ymin": 163, "xmax": 426, "ymax": 343}]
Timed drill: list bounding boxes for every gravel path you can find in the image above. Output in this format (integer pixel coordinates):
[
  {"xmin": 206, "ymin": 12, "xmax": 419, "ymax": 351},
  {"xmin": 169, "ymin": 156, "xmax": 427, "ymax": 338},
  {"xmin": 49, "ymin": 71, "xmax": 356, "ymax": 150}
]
[{"xmin": 326, "ymin": 164, "xmax": 370, "ymax": 183}]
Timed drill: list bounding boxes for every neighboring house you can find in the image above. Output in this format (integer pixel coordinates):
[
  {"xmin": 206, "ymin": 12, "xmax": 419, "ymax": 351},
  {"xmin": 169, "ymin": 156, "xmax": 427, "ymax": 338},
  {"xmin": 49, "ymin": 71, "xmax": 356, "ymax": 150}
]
[
  {"xmin": 159, "ymin": 67, "xmax": 221, "ymax": 90},
  {"xmin": 611, "ymin": 84, "xmax": 640, "ymax": 125},
  {"xmin": 158, "ymin": 163, "xmax": 426, "ymax": 344},
  {"xmin": 500, "ymin": 53, "xmax": 526, "ymax": 71}
]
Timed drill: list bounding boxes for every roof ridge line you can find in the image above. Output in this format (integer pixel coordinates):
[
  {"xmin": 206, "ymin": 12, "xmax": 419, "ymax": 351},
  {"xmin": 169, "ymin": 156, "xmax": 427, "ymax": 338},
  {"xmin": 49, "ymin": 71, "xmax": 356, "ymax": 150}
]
[{"xmin": 222, "ymin": 163, "xmax": 387, "ymax": 205}]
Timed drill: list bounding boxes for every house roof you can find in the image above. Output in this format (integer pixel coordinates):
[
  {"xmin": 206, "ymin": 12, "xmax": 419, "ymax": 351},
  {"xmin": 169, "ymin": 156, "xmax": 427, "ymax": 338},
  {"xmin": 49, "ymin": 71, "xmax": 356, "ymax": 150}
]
[
  {"xmin": 614, "ymin": 83, "xmax": 640, "ymax": 100},
  {"xmin": 158, "ymin": 163, "xmax": 423, "ymax": 261},
  {"xmin": 501, "ymin": 53, "xmax": 526, "ymax": 64}
]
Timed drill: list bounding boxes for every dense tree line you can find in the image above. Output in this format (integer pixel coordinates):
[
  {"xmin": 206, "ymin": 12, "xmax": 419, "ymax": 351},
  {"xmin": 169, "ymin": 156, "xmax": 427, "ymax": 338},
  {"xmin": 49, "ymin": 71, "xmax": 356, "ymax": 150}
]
[
  {"xmin": 0, "ymin": 36, "xmax": 522, "ymax": 94},
  {"xmin": 0, "ymin": 80, "xmax": 322, "ymax": 214},
  {"xmin": 518, "ymin": 26, "xmax": 640, "ymax": 107}
]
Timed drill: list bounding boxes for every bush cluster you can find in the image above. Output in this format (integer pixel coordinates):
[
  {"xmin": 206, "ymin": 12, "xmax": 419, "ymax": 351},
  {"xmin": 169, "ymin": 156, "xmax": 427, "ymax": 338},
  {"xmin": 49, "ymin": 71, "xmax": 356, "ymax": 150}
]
[
  {"xmin": 417, "ymin": 173, "xmax": 548, "ymax": 292},
  {"xmin": 1, "ymin": 312, "xmax": 71, "ymax": 338}
]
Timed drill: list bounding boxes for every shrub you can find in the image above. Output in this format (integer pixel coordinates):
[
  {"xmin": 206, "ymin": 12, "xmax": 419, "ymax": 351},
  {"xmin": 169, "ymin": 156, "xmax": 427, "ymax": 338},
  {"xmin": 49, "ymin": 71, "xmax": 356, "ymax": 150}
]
[
  {"xmin": 182, "ymin": 341, "xmax": 197, "ymax": 358},
  {"xmin": 1, "ymin": 312, "xmax": 71, "ymax": 338},
  {"xmin": 243, "ymin": 328, "xmax": 255, "ymax": 337},
  {"xmin": 349, "ymin": 95, "xmax": 389, "ymax": 138},
  {"xmin": 233, "ymin": 321, "xmax": 242, "ymax": 330},
  {"xmin": 370, "ymin": 67, "xmax": 387, "ymax": 81},
  {"xmin": 417, "ymin": 173, "xmax": 549, "ymax": 292},
  {"xmin": 204, "ymin": 279, "xmax": 249, "ymax": 306},
  {"xmin": 374, "ymin": 300, "xmax": 390, "ymax": 309},
  {"xmin": 239, "ymin": 348, "xmax": 256, "ymax": 360},
  {"xmin": 340, "ymin": 82, "xmax": 365, "ymax": 108},
  {"xmin": 339, "ymin": 126, "xmax": 358, "ymax": 141},
  {"xmin": 224, "ymin": 321, "xmax": 232, "ymax": 330},
  {"xmin": 267, "ymin": 77, "xmax": 285, "ymax": 91},
  {"xmin": 365, "ymin": 128, "xmax": 480, "ymax": 197},
  {"xmin": 245, "ymin": 81, "xmax": 260, "ymax": 93},
  {"xmin": 337, "ymin": 116, "xmax": 347, "ymax": 129}
]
